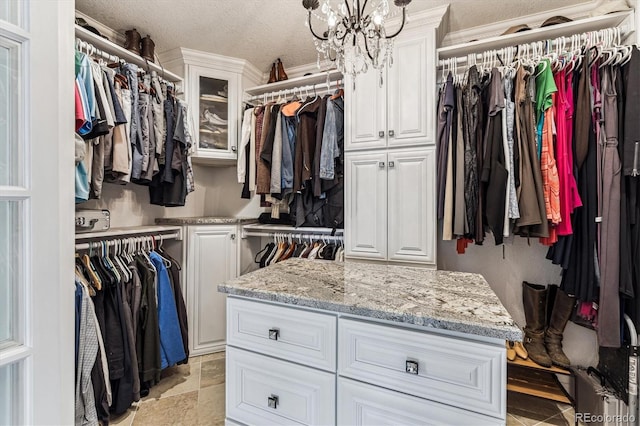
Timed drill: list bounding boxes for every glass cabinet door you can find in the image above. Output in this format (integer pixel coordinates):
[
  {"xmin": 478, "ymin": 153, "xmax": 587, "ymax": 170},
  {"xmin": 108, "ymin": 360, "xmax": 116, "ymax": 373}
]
[
  {"xmin": 189, "ymin": 65, "xmax": 238, "ymax": 162},
  {"xmin": 198, "ymin": 76, "xmax": 229, "ymax": 151}
]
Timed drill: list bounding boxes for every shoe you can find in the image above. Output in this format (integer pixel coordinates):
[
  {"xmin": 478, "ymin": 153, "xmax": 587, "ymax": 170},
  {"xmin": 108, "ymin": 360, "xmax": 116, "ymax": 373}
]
[
  {"xmin": 203, "ymin": 109, "xmax": 227, "ymax": 126},
  {"xmin": 514, "ymin": 341, "xmax": 528, "ymax": 359},
  {"xmin": 141, "ymin": 35, "xmax": 155, "ymax": 62},
  {"xmin": 124, "ymin": 28, "xmax": 141, "ymax": 55},
  {"xmin": 506, "ymin": 341, "xmax": 516, "ymax": 361},
  {"xmin": 522, "ymin": 282, "xmax": 552, "ymax": 367},
  {"xmin": 268, "ymin": 62, "xmax": 277, "ymax": 84},
  {"xmin": 276, "ymin": 58, "xmax": 288, "ymax": 81},
  {"xmin": 544, "ymin": 288, "xmax": 575, "ymax": 368}
]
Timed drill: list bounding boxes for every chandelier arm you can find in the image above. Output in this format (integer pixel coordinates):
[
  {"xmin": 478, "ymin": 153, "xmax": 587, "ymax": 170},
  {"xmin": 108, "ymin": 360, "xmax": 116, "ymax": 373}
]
[
  {"xmin": 362, "ymin": 32, "xmax": 376, "ymax": 61},
  {"xmin": 356, "ymin": 0, "xmax": 361, "ymax": 21},
  {"xmin": 385, "ymin": 7, "xmax": 407, "ymax": 39},
  {"xmin": 361, "ymin": 0, "xmax": 369, "ymax": 16},
  {"xmin": 308, "ymin": 11, "xmax": 329, "ymax": 41},
  {"xmin": 343, "ymin": 0, "xmax": 351, "ymax": 19}
]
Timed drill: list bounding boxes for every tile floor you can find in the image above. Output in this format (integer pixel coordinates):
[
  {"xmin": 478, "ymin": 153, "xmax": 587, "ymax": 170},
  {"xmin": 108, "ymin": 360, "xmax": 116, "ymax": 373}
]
[{"xmin": 110, "ymin": 351, "xmax": 577, "ymax": 426}]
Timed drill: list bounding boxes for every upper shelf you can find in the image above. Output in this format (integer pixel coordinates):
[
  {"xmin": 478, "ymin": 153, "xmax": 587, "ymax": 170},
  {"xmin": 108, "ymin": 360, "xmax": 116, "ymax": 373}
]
[
  {"xmin": 75, "ymin": 25, "xmax": 183, "ymax": 83},
  {"xmin": 244, "ymin": 69, "xmax": 342, "ymax": 96},
  {"xmin": 437, "ymin": 11, "xmax": 635, "ymax": 59},
  {"xmin": 75, "ymin": 225, "xmax": 183, "ymax": 240}
]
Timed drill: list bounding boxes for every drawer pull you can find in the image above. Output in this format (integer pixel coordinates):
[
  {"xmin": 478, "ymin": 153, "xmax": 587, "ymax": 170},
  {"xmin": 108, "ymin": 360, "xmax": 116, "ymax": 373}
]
[
  {"xmin": 268, "ymin": 328, "xmax": 279, "ymax": 341},
  {"xmin": 405, "ymin": 360, "xmax": 419, "ymax": 375},
  {"xmin": 268, "ymin": 394, "xmax": 279, "ymax": 409}
]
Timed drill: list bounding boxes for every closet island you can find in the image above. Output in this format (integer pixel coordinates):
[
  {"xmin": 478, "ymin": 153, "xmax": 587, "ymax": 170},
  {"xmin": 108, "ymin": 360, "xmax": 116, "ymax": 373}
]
[{"xmin": 218, "ymin": 258, "xmax": 521, "ymax": 425}]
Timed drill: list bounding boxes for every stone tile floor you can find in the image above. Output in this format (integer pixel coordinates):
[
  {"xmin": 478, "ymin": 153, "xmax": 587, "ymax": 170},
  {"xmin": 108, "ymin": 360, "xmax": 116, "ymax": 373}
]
[{"xmin": 110, "ymin": 351, "xmax": 577, "ymax": 425}]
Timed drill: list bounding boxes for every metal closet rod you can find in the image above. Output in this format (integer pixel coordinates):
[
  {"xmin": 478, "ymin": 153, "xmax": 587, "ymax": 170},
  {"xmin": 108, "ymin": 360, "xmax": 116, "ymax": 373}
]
[
  {"xmin": 438, "ymin": 26, "xmax": 630, "ymax": 68},
  {"xmin": 246, "ymin": 80, "xmax": 342, "ymax": 102},
  {"xmin": 75, "ymin": 232, "xmax": 181, "ymax": 251},
  {"xmin": 74, "ymin": 38, "xmax": 181, "ymax": 92},
  {"xmin": 243, "ymin": 231, "xmax": 343, "ymax": 241}
]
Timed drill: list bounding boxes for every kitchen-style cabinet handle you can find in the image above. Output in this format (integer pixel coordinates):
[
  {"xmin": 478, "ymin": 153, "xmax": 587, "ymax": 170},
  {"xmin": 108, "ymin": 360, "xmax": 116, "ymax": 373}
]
[
  {"xmin": 230, "ymin": 234, "xmax": 236, "ymax": 240},
  {"xmin": 231, "ymin": 146, "xmax": 237, "ymax": 152},
  {"xmin": 406, "ymin": 360, "xmax": 419, "ymax": 375},
  {"xmin": 388, "ymin": 161, "xmax": 395, "ymax": 168},
  {"xmin": 378, "ymin": 162, "xmax": 385, "ymax": 169},
  {"xmin": 388, "ymin": 130, "xmax": 395, "ymax": 137},
  {"xmin": 268, "ymin": 394, "xmax": 279, "ymax": 409},
  {"xmin": 378, "ymin": 131, "xmax": 385, "ymax": 138},
  {"xmin": 268, "ymin": 328, "xmax": 279, "ymax": 340}
]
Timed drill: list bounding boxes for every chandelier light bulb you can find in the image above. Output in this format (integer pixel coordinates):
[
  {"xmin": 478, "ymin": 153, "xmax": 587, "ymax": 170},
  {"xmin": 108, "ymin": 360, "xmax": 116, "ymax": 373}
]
[
  {"xmin": 328, "ymin": 13, "xmax": 338, "ymax": 28},
  {"xmin": 373, "ymin": 12, "xmax": 383, "ymax": 26}
]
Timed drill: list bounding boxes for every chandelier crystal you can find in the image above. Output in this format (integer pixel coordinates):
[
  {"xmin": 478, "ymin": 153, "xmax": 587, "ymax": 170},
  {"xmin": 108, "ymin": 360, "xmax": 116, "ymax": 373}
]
[{"xmin": 303, "ymin": 0, "xmax": 412, "ymax": 84}]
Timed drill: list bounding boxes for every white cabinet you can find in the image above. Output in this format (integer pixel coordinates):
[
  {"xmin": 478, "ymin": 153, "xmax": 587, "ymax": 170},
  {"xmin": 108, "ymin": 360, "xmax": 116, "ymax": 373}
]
[
  {"xmin": 159, "ymin": 48, "xmax": 261, "ymax": 164},
  {"xmin": 345, "ymin": 148, "xmax": 435, "ymax": 264},
  {"xmin": 186, "ymin": 225, "xmax": 238, "ymax": 355},
  {"xmin": 345, "ymin": 30, "xmax": 434, "ymax": 151}
]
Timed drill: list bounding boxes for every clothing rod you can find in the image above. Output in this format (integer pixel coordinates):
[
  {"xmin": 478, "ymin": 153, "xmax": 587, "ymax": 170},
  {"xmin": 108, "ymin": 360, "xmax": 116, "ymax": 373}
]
[
  {"xmin": 75, "ymin": 232, "xmax": 181, "ymax": 250},
  {"xmin": 75, "ymin": 38, "xmax": 180, "ymax": 91},
  {"xmin": 243, "ymin": 231, "xmax": 343, "ymax": 240},
  {"xmin": 437, "ymin": 26, "xmax": 630, "ymax": 68},
  {"xmin": 245, "ymin": 80, "xmax": 341, "ymax": 102}
]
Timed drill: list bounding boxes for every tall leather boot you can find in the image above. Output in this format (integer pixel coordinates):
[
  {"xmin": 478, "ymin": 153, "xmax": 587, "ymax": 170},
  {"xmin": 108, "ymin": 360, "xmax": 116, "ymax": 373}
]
[
  {"xmin": 141, "ymin": 35, "xmax": 155, "ymax": 62},
  {"xmin": 268, "ymin": 62, "xmax": 277, "ymax": 84},
  {"xmin": 276, "ymin": 58, "xmax": 288, "ymax": 81},
  {"xmin": 124, "ymin": 28, "xmax": 141, "ymax": 55},
  {"xmin": 544, "ymin": 289, "xmax": 575, "ymax": 368},
  {"xmin": 522, "ymin": 282, "xmax": 552, "ymax": 367}
]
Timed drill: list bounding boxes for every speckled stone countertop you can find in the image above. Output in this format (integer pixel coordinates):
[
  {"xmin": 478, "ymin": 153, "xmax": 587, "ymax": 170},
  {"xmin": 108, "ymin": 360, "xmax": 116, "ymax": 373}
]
[
  {"xmin": 219, "ymin": 258, "xmax": 523, "ymax": 341},
  {"xmin": 155, "ymin": 217, "xmax": 257, "ymax": 225}
]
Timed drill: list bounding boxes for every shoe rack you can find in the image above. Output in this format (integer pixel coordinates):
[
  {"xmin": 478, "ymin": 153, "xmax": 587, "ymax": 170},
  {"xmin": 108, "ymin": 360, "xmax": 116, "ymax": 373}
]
[{"xmin": 507, "ymin": 357, "xmax": 575, "ymax": 405}]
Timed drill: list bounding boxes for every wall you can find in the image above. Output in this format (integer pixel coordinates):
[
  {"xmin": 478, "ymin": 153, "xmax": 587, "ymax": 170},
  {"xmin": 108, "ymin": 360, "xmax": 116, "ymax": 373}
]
[{"xmin": 438, "ymin": 235, "xmax": 599, "ymax": 367}]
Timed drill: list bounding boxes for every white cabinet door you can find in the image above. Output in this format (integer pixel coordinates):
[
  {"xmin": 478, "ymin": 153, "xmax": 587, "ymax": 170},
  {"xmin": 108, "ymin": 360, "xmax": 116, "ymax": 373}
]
[
  {"xmin": 344, "ymin": 71, "xmax": 387, "ymax": 151},
  {"xmin": 338, "ymin": 378, "xmax": 503, "ymax": 426},
  {"xmin": 387, "ymin": 149, "xmax": 435, "ymax": 264},
  {"xmin": 187, "ymin": 225, "xmax": 238, "ymax": 355},
  {"xmin": 387, "ymin": 33, "xmax": 432, "ymax": 147},
  {"xmin": 345, "ymin": 152, "xmax": 387, "ymax": 260}
]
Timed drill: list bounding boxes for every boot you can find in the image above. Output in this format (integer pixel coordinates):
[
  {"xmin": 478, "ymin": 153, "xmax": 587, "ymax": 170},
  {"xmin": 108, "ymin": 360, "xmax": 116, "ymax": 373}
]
[
  {"xmin": 141, "ymin": 35, "xmax": 155, "ymax": 62},
  {"xmin": 544, "ymin": 289, "xmax": 575, "ymax": 368},
  {"xmin": 522, "ymin": 282, "xmax": 552, "ymax": 367},
  {"xmin": 124, "ymin": 28, "xmax": 141, "ymax": 55},
  {"xmin": 276, "ymin": 58, "xmax": 288, "ymax": 81},
  {"xmin": 268, "ymin": 62, "xmax": 277, "ymax": 84}
]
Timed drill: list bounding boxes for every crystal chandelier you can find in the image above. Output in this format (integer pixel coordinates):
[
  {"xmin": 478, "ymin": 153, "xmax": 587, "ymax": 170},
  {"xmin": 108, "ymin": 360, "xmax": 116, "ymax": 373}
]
[{"xmin": 302, "ymin": 0, "xmax": 412, "ymax": 83}]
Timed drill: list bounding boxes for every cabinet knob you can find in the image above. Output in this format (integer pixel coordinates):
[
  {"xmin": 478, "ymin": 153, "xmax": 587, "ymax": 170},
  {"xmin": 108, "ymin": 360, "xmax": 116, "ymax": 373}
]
[
  {"xmin": 378, "ymin": 131, "xmax": 385, "ymax": 138},
  {"xmin": 231, "ymin": 146, "xmax": 237, "ymax": 152},
  {"xmin": 268, "ymin": 328, "xmax": 279, "ymax": 340},
  {"xmin": 378, "ymin": 162, "xmax": 385, "ymax": 169},
  {"xmin": 388, "ymin": 130, "xmax": 395, "ymax": 137},
  {"xmin": 388, "ymin": 161, "xmax": 395, "ymax": 168},
  {"xmin": 406, "ymin": 360, "xmax": 419, "ymax": 375},
  {"xmin": 268, "ymin": 394, "xmax": 279, "ymax": 409},
  {"xmin": 230, "ymin": 234, "xmax": 236, "ymax": 240}
]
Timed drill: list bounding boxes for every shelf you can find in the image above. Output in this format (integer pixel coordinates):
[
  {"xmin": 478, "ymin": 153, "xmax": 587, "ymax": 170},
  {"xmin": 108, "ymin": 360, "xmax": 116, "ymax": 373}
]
[
  {"xmin": 508, "ymin": 357, "xmax": 572, "ymax": 375},
  {"xmin": 75, "ymin": 25, "xmax": 183, "ymax": 83},
  {"xmin": 437, "ymin": 11, "xmax": 634, "ymax": 59},
  {"xmin": 244, "ymin": 69, "xmax": 343, "ymax": 96},
  {"xmin": 200, "ymin": 95, "xmax": 228, "ymax": 103},
  {"xmin": 242, "ymin": 223, "xmax": 344, "ymax": 237},
  {"xmin": 75, "ymin": 225, "xmax": 183, "ymax": 240}
]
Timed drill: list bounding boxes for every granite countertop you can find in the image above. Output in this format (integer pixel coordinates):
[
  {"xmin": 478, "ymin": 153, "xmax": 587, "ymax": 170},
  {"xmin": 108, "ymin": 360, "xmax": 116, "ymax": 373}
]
[
  {"xmin": 155, "ymin": 217, "xmax": 257, "ymax": 225},
  {"xmin": 218, "ymin": 258, "xmax": 523, "ymax": 341}
]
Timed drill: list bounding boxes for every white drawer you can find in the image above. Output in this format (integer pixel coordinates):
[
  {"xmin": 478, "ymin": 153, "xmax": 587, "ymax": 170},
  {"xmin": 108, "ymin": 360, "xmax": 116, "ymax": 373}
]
[
  {"xmin": 227, "ymin": 297, "xmax": 336, "ymax": 371},
  {"xmin": 226, "ymin": 347, "xmax": 336, "ymax": 426},
  {"xmin": 338, "ymin": 319, "xmax": 505, "ymax": 419},
  {"xmin": 338, "ymin": 377, "xmax": 504, "ymax": 426}
]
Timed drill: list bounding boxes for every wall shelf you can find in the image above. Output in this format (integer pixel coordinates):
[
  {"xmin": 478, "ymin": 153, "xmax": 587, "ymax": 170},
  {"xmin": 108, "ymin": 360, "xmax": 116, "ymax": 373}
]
[
  {"xmin": 75, "ymin": 25, "xmax": 183, "ymax": 83},
  {"xmin": 242, "ymin": 223, "xmax": 344, "ymax": 238},
  {"xmin": 244, "ymin": 69, "xmax": 342, "ymax": 96},
  {"xmin": 437, "ymin": 11, "xmax": 634, "ymax": 59},
  {"xmin": 75, "ymin": 225, "xmax": 183, "ymax": 240}
]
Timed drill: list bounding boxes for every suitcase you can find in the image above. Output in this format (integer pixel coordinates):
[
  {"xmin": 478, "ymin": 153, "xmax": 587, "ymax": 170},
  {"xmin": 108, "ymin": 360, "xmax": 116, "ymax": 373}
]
[
  {"xmin": 75, "ymin": 209, "xmax": 110, "ymax": 233},
  {"xmin": 573, "ymin": 367, "xmax": 633, "ymax": 426}
]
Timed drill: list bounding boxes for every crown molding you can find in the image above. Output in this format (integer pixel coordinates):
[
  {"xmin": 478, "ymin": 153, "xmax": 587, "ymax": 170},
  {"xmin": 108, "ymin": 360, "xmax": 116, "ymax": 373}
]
[
  {"xmin": 243, "ymin": 61, "xmax": 263, "ymax": 85},
  {"xmin": 160, "ymin": 47, "xmax": 255, "ymax": 73},
  {"xmin": 441, "ymin": 0, "xmax": 608, "ymax": 47}
]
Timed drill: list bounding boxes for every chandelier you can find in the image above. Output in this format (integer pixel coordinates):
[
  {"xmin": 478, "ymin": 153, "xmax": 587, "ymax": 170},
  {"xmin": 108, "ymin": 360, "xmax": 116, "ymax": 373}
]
[{"xmin": 302, "ymin": 0, "xmax": 412, "ymax": 82}]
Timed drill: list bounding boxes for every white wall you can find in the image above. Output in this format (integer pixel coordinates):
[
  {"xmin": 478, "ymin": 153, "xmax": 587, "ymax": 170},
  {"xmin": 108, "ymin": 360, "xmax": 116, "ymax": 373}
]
[{"xmin": 438, "ymin": 235, "xmax": 599, "ymax": 367}]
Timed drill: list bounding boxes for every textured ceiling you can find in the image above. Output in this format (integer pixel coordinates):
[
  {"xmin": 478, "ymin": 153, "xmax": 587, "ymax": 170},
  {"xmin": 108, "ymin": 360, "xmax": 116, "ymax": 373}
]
[{"xmin": 75, "ymin": 0, "xmax": 588, "ymax": 73}]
